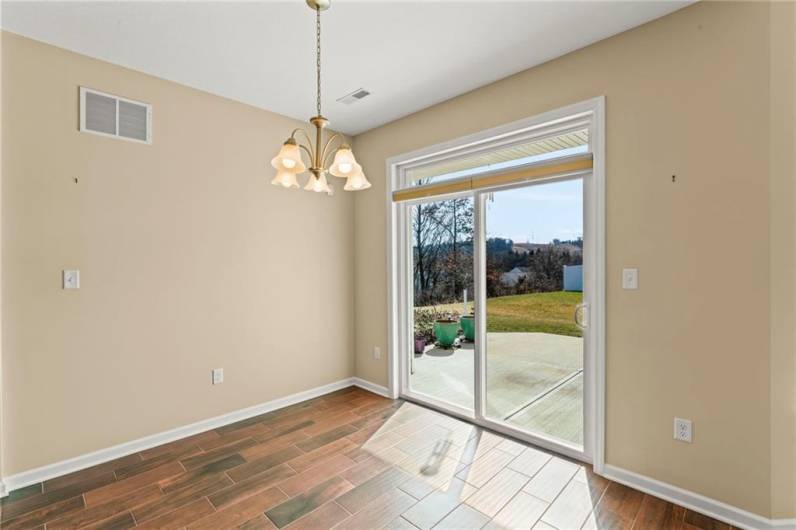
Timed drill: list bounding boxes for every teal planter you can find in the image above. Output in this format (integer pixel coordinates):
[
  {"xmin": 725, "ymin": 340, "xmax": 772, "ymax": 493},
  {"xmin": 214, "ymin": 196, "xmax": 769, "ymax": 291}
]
[
  {"xmin": 460, "ymin": 315, "xmax": 475, "ymax": 342},
  {"xmin": 433, "ymin": 320, "xmax": 459, "ymax": 348}
]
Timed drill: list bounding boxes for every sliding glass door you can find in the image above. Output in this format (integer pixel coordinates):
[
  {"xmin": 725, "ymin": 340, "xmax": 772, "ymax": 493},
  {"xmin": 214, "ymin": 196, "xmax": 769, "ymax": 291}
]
[
  {"xmin": 481, "ymin": 178, "xmax": 585, "ymax": 450},
  {"xmin": 393, "ymin": 101, "xmax": 603, "ymax": 462}
]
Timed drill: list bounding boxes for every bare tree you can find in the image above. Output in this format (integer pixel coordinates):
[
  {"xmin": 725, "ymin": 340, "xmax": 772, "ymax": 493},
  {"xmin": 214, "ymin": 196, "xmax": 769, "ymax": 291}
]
[
  {"xmin": 435, "ymin": 197, "xmax": 474, "ymax": 298},
  {"xmin": 412, "ymin": 200, "xmax": 445, "ymax": 305}
]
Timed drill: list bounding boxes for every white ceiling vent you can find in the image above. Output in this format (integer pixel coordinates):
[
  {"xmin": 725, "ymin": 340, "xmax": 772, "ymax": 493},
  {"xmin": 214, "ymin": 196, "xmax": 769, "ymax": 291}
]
[
  {"xmin": 80, "ymin": 87, "xmax": 152, "ymax": 144},
  {"xmin": 336, "ymin": 88, "xmax": 370, "ymax": 106}
]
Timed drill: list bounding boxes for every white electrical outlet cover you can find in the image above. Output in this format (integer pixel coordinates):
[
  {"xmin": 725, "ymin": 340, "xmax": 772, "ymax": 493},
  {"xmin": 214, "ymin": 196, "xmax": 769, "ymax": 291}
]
[
  {"xmin": 212, "ymin": 368, "xmax": 224, "ymax": 385},
  {"xmin": 674, "ymin": 417, "xmax": 692, "ymax": 443},
  {"xmin": 373, "ymin": 347, "xmax": 381, "ymax": 360}
]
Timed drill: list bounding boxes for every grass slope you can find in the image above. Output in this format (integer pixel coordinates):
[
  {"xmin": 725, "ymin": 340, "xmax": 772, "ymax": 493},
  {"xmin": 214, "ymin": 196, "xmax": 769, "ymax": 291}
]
[
  {"xmin": 422, "ymin": 291, "xmax": 583, "ymax": 337},
  {"xmin": 487, "ymin": 291, "xmax": 583, "ymax": 336}
]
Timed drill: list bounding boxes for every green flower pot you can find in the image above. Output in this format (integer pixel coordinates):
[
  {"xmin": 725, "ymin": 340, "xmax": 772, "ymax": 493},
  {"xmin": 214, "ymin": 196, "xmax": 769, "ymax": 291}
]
[
  {"xmin": 433, "ymin": 320, "xmax": 459, "ymax": 348},
  {"xmin": 460, "ymin": 315, "xmax": 475, "ymax": 342}
]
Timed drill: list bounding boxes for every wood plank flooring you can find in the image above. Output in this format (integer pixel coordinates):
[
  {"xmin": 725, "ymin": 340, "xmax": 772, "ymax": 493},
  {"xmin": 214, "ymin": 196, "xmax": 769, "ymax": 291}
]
[{"xmin": 0, "ymin": 387, "xmax": 739, "ymax": 529}]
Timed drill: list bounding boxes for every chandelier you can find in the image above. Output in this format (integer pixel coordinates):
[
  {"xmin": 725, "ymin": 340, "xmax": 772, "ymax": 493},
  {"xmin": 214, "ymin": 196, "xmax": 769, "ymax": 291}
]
[{"xmin": 270, "ymin": 0, "xmax": 371, "ymax": 194}]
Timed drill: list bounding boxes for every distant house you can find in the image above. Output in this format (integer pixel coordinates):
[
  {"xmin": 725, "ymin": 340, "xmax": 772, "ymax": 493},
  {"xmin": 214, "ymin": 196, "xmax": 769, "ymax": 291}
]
[{"xmin": 500, "ymin": 267, "xmax": 529, "ymax": 286}]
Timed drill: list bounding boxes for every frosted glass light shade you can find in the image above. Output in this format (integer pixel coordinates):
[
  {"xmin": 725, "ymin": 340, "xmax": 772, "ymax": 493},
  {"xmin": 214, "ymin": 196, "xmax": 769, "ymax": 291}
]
[
  {"xmin": 271, "ymin": 141, "xmax": 306, "ymax": 173},
  {"xmin": 344, "ymin": 166, "xmax": 371, "ymax": 191},
  {"xmin": 304, "ymin": 172, "xmax": 332, "ymax": 193},
  {"xmin": 271, "ymin": 170, "xmax": 300, "ymax": 188},
  {"xmin": 329, "ymin": 146, "xmax": 357, "ymax": 177}
]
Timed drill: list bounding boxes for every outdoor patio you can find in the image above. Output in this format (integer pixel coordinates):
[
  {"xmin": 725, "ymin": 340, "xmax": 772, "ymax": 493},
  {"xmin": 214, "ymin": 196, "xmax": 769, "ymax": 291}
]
[{"xmin": 409, "ymin": 332, "xmax": 583, "ymax": 446}]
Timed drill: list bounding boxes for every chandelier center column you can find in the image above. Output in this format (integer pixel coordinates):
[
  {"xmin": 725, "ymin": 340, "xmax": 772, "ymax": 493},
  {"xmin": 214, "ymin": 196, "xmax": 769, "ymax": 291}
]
[{"xmin": 310, "ymin": 116, "xmax": 328, "ymax": 176}]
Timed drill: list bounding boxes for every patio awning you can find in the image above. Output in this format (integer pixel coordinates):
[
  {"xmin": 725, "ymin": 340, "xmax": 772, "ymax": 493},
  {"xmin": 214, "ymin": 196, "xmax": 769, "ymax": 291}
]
[
  {"xmin": 392, "ymin": 152, "xmax": 593, "ymax": 202},
  {"xmin": 406, "ymin": 127, "xmax": 589, "ymax": 184}
]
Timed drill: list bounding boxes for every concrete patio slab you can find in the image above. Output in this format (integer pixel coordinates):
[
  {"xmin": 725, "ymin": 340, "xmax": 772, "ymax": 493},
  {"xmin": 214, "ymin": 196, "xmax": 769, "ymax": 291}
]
[
  {"xmin": 409, "ymin": 332, "xmax": 583, "ymax": 446},
  {"xmin": 509, "ymin": 372, "xmax": 583, "ymax": 446}
]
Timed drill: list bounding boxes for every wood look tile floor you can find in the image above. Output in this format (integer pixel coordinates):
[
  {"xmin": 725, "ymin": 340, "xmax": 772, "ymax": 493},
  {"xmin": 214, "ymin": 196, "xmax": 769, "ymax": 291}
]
[{"xmin": 0, "ymin": 387, "xmax": 739, "ymax": 530}]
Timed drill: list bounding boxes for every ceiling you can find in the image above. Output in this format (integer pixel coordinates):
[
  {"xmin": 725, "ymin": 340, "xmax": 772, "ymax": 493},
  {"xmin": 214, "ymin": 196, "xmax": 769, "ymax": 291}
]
[{"xmin": 1, "ymin": 1, "xmax": 690, "ymax": 135}]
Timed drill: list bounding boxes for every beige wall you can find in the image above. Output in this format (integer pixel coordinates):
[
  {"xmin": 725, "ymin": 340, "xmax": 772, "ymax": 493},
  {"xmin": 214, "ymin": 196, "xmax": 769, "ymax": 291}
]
[
  {"xmin": 352, "ymin": 1, "xmax": 794, "ymax": 518},
  {"xmin": 1, "ymin": 32, "xmax": 355, "ymax": 476},
  {"xmin": 769, "ymin": 1, "xmax": 796, "ymax": 520},
  {"xmin": 0, "ymin": 29, "xmax": 4, "ymax": 485}
]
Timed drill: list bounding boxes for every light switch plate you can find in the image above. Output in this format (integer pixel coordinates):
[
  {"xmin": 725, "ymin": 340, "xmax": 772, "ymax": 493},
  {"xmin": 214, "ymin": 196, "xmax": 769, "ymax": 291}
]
[
  {"xmin": 63, "ymin": 270, "xmax": 80, "ymax": 289},
  {"xmin": 622, "ymin": 268, "xmax": 638, "ymax": 290},
  {"xmin": 212, "ymin": 368, "xmax": 224, "ymax": 385}
]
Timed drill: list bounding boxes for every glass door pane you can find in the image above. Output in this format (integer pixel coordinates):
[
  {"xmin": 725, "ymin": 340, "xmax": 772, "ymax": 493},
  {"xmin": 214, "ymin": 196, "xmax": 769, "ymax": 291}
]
[
  {"xmin": 408, "ymin": 196, "xmax": 475, "ymax": 412},
  {"xmin": 483, "ymin": 179, "xmax": 584, "ymax": 448}
]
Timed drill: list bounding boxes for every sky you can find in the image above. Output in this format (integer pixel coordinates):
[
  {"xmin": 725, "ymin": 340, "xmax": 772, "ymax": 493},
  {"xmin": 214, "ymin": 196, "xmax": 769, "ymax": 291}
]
[{"xmin": 485, "ymin": 177, "xmax": 583, "ymax": 244}]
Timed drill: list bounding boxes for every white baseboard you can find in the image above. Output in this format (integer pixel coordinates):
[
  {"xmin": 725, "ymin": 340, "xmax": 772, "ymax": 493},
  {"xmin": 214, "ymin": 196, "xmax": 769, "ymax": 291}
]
[
  {"xmin": 603, "ymin": 464, "xmax": 795, "ymax": 530},
  {"xmin": 351, "ymin": 377, "xmax": 391, "ymax": 398},
  {"xmin": 0, "ymin": 377, "xmax": 380, "ymax": 496}
]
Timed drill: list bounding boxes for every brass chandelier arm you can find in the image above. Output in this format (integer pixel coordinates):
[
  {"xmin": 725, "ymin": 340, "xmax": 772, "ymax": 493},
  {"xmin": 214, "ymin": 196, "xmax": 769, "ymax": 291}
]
[
  {"xmin": 290, "ymin": 128, "xmax": 315, "ymax": 152},
  {"xmin": 298, "ymin": 143, "xmax": 315, "ymax": 164},
  {"xmin": 290, "ymin": 128, "xmax": 317, "ymax": 167},
  {"xmin": 321, "ymin": 133, "xmax": 343, "ymax": 169}
]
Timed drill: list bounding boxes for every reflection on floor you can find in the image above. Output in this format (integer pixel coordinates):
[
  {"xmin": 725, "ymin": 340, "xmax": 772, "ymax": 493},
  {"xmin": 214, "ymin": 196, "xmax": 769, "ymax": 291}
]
[
  {"xmin": 410, "ymin": 332, "xmax": 583, "ymax": 445},
  {"xmin": 0, "ymin": 386, "xmax": 734, "ymax": 529}
]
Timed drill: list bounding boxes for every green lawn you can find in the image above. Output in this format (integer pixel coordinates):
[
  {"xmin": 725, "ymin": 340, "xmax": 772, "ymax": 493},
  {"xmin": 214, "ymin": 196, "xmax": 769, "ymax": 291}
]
[{"xmin": 420, "ymin": 291, "xmax": 583, "ymax": 337}]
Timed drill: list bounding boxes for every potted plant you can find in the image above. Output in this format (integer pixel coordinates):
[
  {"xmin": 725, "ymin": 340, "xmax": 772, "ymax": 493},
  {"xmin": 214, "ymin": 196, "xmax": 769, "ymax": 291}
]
[
  {"xmin": 433, "ymin": 310, "xmax": 461, "ymax": 348},
  {"xmin": 414, "ymin": 334, "xmax": 427, "ymax": 354},
  {"xmin": 413, "ymin": 309, "xmax": 435, "ymax": 354},
  {"xmin": 460, "ymin": 312, "xmax": 475, "ymax": 342}
]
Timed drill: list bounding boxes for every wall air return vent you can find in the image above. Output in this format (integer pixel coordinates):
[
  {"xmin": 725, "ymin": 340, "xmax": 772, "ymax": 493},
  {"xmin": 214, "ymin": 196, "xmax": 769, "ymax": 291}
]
[
  {"xmin": 80, "ymin": 87, "xmax": 152, "ymax": 144},
  {"xmin": 336, "ymin": 88, "xmax": 370, "ymax": 105}
]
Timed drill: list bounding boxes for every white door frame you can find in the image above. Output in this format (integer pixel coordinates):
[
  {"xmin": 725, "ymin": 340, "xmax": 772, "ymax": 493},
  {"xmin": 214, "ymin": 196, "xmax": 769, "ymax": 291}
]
[{"xmin": 385, "ymin": 96, "xmax": 606, "ymax": 472}]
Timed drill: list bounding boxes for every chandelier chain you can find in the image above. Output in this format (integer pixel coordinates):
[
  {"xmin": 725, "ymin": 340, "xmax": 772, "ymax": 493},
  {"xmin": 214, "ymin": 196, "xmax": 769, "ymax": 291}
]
[{"xmin": 316, "ymin": 7, "xmax": 321, "ymax": 117}]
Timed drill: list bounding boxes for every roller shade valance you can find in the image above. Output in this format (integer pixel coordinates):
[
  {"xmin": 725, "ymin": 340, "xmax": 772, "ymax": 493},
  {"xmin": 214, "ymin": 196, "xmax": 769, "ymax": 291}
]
[{"xmin": 392, "ymin": 152, "xmax": 593, "ymax": 202}]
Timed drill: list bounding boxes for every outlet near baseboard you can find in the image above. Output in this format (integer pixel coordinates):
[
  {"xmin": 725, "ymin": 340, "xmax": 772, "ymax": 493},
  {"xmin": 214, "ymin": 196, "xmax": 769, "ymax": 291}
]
[{"xmin": 674, "ymin": 417, "xmax": 692, "ymax": 443}]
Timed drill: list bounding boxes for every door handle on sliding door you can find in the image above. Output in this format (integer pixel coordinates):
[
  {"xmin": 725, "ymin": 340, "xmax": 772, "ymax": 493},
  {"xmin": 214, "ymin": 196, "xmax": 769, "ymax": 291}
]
[{"xmin": 574, "ymin": 303, "xmax": 589, "ymax": 329}]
